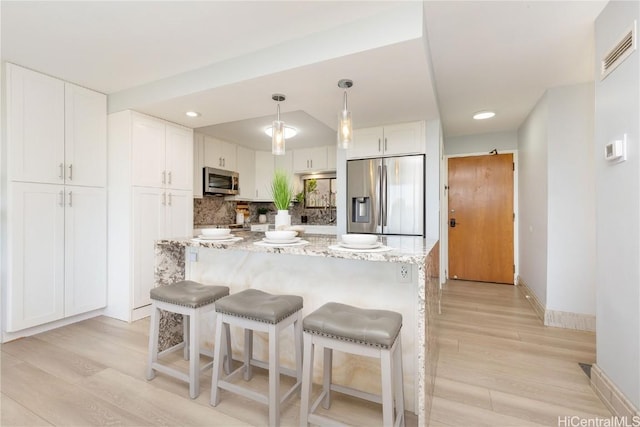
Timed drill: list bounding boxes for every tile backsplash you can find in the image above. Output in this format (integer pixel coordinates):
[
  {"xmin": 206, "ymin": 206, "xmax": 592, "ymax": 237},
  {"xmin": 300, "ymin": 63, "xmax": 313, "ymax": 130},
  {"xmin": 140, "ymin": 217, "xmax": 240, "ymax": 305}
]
[{"xmin": 193, "ymin": 197, "xmax": 336, "ymax": 226}]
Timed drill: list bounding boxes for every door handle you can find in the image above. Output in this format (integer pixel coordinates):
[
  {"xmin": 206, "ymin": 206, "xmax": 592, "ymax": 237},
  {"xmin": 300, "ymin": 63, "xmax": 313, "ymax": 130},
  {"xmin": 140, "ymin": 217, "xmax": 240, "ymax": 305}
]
[
  {"xmin": 449, "ymin": 218, "xmax": 457, "ymax": 228},
  {"xmin": 68, "ymin": 164, "xmax": 73, "ymax": 181}
]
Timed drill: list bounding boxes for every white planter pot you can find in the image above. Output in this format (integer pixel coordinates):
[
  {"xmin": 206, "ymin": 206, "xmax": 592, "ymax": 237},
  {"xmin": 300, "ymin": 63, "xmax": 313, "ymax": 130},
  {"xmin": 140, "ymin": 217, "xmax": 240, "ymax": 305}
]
[
  {"xmin": 274, "ymin": 210, "xmax": 291, "ymax": 229},
  {"xmin": 258, "ymin": 214, "xmax": 267, "ymax": 224}
]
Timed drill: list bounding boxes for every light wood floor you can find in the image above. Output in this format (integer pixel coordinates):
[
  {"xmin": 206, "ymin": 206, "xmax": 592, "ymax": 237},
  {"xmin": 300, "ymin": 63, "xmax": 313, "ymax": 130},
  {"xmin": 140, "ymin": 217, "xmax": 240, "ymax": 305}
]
[{"xmin": 1, "ymin": 280, "xmax": 610, "ymax": 426}]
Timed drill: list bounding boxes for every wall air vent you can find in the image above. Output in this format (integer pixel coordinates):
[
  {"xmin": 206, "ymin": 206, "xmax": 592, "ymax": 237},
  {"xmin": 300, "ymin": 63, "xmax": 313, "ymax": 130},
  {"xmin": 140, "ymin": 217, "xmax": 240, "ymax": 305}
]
[{"xmin": 601, "ymin": 20, "xmax": 637, "ymax": 80}]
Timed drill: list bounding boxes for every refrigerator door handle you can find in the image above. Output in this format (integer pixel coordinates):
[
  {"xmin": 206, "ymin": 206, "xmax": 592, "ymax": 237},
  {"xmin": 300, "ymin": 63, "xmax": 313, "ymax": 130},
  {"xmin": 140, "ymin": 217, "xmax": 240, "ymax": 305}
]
[
  {"xmin": 382, "ymin": 164, "xmax": 388, "ymax": 227},
  {"xmin": 377, "ymin": 165, "xmax": 382, "ymax": 226}
]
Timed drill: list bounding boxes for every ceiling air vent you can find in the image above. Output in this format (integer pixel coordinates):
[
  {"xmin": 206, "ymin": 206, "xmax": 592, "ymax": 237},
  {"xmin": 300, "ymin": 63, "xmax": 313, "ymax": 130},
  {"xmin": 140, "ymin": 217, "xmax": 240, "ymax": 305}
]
[{"xmin": 601, "ymin": 21, "xmax": 637, "ymax": 80}]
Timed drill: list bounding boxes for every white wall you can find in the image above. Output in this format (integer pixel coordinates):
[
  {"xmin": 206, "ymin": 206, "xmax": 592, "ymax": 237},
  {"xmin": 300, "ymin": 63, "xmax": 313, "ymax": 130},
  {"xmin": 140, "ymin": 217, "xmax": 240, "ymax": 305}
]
[
  {"xmin": 517, "ymin": 95, "xmax": 550, "ymax": 306},
  {"xmin": 594, "ymin": 0, "xmax": 640, "ymax": 409},
  {"xmin": 444, "ymin": 130, "xmax": 518, "ymax": 156},
  {"xmin": 546, "ymin": 83, "xmax": 596, "ymax": 315}
]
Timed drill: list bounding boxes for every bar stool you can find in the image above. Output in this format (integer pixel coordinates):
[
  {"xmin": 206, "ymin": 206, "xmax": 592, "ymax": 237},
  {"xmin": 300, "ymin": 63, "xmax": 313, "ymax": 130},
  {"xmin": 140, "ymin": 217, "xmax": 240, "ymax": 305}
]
[
  {"xmin": 210, "ymin": 289, "xmax": 303, "ymax": 427},
  {"xmin": 300, "ymin": 302, "xmax": 405, "ymax": 427},
  {"xmin": 146, "ymin": 280, "xmax": 231, "ymax": 399}
]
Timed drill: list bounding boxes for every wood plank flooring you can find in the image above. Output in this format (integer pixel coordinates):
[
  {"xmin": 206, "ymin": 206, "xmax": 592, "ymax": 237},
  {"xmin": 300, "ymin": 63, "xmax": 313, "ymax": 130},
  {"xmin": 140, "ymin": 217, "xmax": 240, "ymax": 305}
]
[
  {"xmin": 429, "ymin": 280, "xmax": 610, "ymax": 426},
  {"xmin": 1, "ymin": 280, "xmax": 610, "ymax": 426}
]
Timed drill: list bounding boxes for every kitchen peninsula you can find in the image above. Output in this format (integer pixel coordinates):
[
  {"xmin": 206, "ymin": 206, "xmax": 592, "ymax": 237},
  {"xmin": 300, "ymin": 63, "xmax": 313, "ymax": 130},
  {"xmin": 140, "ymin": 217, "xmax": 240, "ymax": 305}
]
[{"xmin": 154, "ymin": 231, "xmax": 439, "ymax": 424}]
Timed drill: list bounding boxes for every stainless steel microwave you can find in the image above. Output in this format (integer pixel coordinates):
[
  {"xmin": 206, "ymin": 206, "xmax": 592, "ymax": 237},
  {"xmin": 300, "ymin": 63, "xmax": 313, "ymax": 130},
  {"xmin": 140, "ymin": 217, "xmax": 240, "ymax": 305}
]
[{"xmin": 203, "ymin": 167, "xmax": 239, "ymax": 196}]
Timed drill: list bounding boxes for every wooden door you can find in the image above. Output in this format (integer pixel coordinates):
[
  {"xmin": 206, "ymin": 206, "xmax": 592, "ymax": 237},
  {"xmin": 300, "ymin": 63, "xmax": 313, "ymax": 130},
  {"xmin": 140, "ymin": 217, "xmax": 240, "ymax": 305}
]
[{"xmin": 448, "ymin": 154, "xmax": 514, "ymax": 284}]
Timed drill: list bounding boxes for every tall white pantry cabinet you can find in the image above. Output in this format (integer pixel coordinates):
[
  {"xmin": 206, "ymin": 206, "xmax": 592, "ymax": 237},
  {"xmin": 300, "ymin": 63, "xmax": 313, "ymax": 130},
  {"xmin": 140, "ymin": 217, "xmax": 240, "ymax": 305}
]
[
  {"xmin": 107, "ymin": 110, "xmax": 193, "ymax": 321},
  {"xmin": 2, "ymin": 63, "xmax": 107, "ymax": 334}
]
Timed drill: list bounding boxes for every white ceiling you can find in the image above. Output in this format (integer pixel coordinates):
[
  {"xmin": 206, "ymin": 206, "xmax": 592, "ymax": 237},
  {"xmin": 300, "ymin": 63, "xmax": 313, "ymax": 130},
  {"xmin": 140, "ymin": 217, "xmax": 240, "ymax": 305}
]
[{"xmin": 1, "ymin": 1, "xmax": 607, "ymax": 148}]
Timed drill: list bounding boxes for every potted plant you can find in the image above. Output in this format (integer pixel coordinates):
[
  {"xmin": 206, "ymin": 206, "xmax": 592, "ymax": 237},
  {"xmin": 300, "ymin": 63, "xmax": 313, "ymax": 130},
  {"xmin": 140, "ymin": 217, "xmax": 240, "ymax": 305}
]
[
  {"xmin": 270, "ymin": 169, "xmax": 293, "ymax": 229},
  {"xmin": 257, "ymin": 207, "xmax": 269, "ymax": 224}
]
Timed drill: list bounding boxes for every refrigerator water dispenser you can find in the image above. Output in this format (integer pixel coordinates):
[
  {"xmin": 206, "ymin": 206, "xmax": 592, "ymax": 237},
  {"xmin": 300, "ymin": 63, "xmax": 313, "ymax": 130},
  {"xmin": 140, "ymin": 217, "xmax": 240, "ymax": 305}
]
[{"xmin": 351, "ymin": 197, "xmax": 371, "ymax": 223}]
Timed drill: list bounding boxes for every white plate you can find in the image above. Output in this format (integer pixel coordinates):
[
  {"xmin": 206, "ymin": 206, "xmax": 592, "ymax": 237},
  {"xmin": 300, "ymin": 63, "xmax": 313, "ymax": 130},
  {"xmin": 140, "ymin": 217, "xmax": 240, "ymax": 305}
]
[
  {"xmin": 339, "ymin": 241, "xmax": 382, "ymax": 249},
  {"xmin": 198, "ymin": 234, "xmax": 233, "ymax": 240},
  {"xmin": 262, "ymin": 237, "xmax": 301, "ymax": 244}
]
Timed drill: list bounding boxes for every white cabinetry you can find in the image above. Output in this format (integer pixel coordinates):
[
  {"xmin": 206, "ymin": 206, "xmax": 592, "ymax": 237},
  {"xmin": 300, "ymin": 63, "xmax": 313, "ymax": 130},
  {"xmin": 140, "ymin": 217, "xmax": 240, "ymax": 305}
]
[
  {"xmin": 107, "ymin": 110, "xmax": 194, "ymax": 321},
  {"xmin": 347, "ymin": 121, "xmax": 424, "ymax": 159},
  {"xmin": 204, "ymin": 136, "xmax": 236, "ymax": 171},
  {"xmin": 3, "ymin": 64, "xmax": 107, "ymax": 333},
  {"xmin": 293, "ymin": 146, "xmax": 328, "ymax": 173},
  {"xmin": 193, "ymin": 133, "xmax": 205, "ymax": 198},
  {"xmin": 235, "ymin": 146, "xmax": 256, "ymax": 200}
]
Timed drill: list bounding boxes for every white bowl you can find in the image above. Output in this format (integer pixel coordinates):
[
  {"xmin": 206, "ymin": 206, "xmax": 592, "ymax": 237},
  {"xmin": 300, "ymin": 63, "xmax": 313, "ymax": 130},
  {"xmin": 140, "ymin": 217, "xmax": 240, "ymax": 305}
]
[
  {"xmin": 265, "ymin": 230, "xmax": 297, "ymax": 241},
  {"xmin": 201, "ymin": 228, "xmax": 231, "ymax": 237},
  {"xmin": 341, "ymin": 234, "xmax": 378, "ymax": 245}
]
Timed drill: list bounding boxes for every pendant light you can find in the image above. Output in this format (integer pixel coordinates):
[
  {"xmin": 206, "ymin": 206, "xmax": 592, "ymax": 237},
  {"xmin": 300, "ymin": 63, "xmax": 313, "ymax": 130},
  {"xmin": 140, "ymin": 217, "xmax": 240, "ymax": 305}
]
[
  {"xmin": 337, "ymin": 79, "xmax": 353, "ymax": 149},
  {"xmin": 271, "ymin": 94, "xmax": 286, "ymax": 156}
]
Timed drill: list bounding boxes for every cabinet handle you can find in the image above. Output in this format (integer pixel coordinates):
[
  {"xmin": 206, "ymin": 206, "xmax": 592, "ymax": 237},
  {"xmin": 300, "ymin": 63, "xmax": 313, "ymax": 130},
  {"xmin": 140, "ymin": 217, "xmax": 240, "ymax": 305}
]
[
  {"xmin": 162, "ymin": 171, "xmax": 166, "ymax": 184},
  {"xmin": 59, "ymin": 163, "xmax": 64, "ymax": 180},
  {"xmin": 68, "ymin": 191, "xmax": 73, "ymax": 207},
  {"xmin": 162, "ymin": 192, "xmax": 166, "ymax": 206},
  {"xmin": 378, "ymin": 138, "xmax": 381, "ymax": 152},
  {"xmin": 311, "ymin": 159, "xmax": 313, "ymax": 168},
  {"xmin": 384, "ymin": 137, "xmax": 387, "ymax": 151},
  {"xmin": 223, "ymin": 158, "xmax": 226, "ymax": 167},
  {"xmin": 68, "ymin": 164, "xmax": 73, "ymax": 181},
  {"xmin": 168, "ymin": 171, "xmax": 172, "ymax": 185},
  {"xmin": 59, "ymin": 190, "xmax": 64, "ymax": 207},
  {"xmin": 168, "ymin": 193, "xmax": 172, "ymax": 206},
  {"xmin": 219, "ymin": 157, "xmax": 222, "ymax": 167}
]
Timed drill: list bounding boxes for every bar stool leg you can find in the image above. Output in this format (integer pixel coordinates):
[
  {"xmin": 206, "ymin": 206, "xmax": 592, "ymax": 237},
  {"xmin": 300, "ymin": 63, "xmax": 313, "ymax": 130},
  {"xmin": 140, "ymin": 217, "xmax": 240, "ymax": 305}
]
[
  {"xmin": 210, "ymin": 314, "xmax": 225, "ymax": 406},
  {"xmin": 300, "ymin": 333, "xmax": 314, "ymax": 427},
  {"xmin": 189, "ymin": 309, "xmax": 200, "ymax": 399},
  {"xmin": 147, "ymin": 304, "xmax": 160, "ymax": 380},
  {"xmin": 294, "ymin": 312, "xmax": 303, "ymax": 385},
  {"xmin": 268, "ymin": 323, "xmax": 280, "ymax": 427},
  {"xmin": 394, "ymin": 336, "xmax": 405, "ymax": 427},
  {"xmin": 183, "ymin": 314, "xmax": 190, "ymax": 360},
  {"xmin": 244, "ymin": 329, "xmax": 253, "ymax": 380},
  {"xmin": 322, "ymin": 347, "xmax": 332, "ymax": 409},
  {"xmin": 380, "ymin": 348, "xmax": 394, "ymax": 427}
]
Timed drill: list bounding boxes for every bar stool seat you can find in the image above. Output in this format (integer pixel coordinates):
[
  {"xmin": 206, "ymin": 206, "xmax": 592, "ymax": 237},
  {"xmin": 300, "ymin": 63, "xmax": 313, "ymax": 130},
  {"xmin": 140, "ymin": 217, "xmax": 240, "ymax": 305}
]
[
  {"xmin": 300, "ymin": 302, "xmax": 405, "ymax": 427},
  {"xmin": 210, "ymin": 289, "xmax": 304, "ymax": 427},
  {"xmin": 146, "ymin": 280, "xmax": 230, "ymax": 399}
]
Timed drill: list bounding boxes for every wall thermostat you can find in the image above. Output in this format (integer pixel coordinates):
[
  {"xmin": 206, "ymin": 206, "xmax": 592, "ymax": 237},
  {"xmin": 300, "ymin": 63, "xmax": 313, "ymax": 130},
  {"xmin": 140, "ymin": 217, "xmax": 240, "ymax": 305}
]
[{"xmin": 605, "ymin": 134, "xmax": 627, "ymax": 162}]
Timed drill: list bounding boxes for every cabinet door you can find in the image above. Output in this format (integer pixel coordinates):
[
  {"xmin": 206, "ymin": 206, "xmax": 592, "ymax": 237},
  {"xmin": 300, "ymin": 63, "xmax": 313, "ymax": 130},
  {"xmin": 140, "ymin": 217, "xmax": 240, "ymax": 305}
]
[
  {"xmin": 165, "ymin": 125, "xmax": 193, "ymax": 191},
  {"xmin": 165, "ymin": 190, "xmax": 193, "ymax": 239},
  {"xmin": 382, "ymin": 121, "xmax": 424, "ymax": 156},
  {"xmin": 7, "ymin": 183, "xmax": 65, "ymax": 331},
  {"xmin": 347, "ymin": 126, "xmax": 383, "ymax": 159},
  {"xmin": 64, "ymin": 187, "xmax": 107, "ymax": 316},
  {"xmin": 255, "ymin": 151, "xmax": 275, "ymax": 200},
  {"xmin": 274, "ymin": 150, "xmax": 293, "ymax": 176},
  {"xmin": 203, "ymin": 136, "xmax": 236, "ymax": 171},
  {"xmin": 7, "ymin": 64, "xmax": 65, "ymax": 184},
  {"xmin": 193, "ymin": 133, "xmax": 205, "ymax": 198},
  {"xmin": 236, "ymin": 146, "xmax": 255, "ymax": 199},
  {"xmin": 131, "ymin": 115, "xmax": 166, "ymax": 188},
  {"xmin": 133, "ymin": 187, "xmax": 165, "ymax": 309},
  {"xmin": 327, "ymin": 145, "xmax": 337, "ymax": 170},
  {"xmin": 64, "ymin": 83, "xmax": 107, "ymax": 187},
  {"xmin": 294, "ymin": 147, "xmax": 328, "ymax": 172}
]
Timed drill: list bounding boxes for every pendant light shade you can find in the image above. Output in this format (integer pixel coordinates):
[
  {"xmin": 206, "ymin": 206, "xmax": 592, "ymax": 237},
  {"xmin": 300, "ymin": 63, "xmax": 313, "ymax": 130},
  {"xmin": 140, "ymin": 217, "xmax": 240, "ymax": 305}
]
[
  {"xmin": 337, "ymin": 79, "xmax": 353, "ymax": 149},
  {"xmin": 271, "ymin": 94, "xmax": 286, "ymax": 156}
]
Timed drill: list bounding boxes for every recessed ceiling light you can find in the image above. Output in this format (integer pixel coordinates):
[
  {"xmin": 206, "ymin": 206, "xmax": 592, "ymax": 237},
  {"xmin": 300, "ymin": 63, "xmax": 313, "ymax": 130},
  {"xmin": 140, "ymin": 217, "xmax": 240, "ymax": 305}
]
[
  {"xmin": 264, "ymin": 125, "xmax": 298, "ymax": 139},
  {"xmin": 185, "ymin": 111, "xmax": 201, "ymax": 118},
  {"xmin": 473, "ymin": 111, "xmax": 496, "ymax": 120}
]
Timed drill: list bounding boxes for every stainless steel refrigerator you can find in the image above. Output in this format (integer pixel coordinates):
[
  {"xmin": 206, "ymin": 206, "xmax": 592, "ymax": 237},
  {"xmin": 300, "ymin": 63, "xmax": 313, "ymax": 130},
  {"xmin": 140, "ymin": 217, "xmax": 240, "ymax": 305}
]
[{"xmin": 347, "ymin": 155, "xmax": 424, "ymax": 236}]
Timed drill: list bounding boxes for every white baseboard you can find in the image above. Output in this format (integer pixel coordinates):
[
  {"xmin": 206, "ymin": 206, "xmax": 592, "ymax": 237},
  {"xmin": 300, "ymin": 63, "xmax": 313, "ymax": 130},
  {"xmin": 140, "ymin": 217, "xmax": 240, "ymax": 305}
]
[
  {"xmin": 591, "ymin": 364, "xmax": 640, "ymax": 419},
  {"xmin": 516, "ymin": 276, "xmax": 595, "ymax": 331},
  {"xmin": 1, "ymin": 309, "xmax": 105, "ymax": 343}
]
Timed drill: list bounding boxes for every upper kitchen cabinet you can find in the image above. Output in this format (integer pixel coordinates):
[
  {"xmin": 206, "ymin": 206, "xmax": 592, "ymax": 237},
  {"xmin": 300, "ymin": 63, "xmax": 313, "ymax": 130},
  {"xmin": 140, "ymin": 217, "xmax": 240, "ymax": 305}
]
[
  {"xmin": 6, "ymin": 63, "xmax": 106, "ymax": 186},
  {"xmin": 293, "ymin": 146, "xmax": 329, "ymax": 173},
  {"xmin": 131, "ymin": 113, "xmax": 193, "ymax": 190},
  {"xmin": 193, "ymin": 133, "xmax": 205, "ymax": 198},
  {"xmin": 235, "ymin": 145, "xmax": 256, "ymax": 200},
  {"xmin": 346, "ymin": 121, "xmax": 424, "ymax": 159},
  {"xmin": 255, "ymin": 151, "xmax": 293, "ymax": 201},
  {"xmin": 204, "ymin": 135, "xmax": 236, "ymax": 171}
]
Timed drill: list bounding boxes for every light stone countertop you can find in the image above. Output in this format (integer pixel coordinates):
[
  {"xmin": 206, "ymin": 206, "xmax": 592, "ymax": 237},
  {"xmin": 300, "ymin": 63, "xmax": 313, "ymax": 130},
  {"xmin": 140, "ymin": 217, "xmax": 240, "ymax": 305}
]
[{"xmin": 159, "ymin": 231, "xmax": 438, "ymax": 265}]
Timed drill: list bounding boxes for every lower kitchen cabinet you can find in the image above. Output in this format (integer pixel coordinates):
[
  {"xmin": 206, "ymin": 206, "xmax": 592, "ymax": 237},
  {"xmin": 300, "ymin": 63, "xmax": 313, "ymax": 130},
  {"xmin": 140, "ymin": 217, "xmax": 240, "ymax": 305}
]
[
  {"xmin": 6, "ymin": 182, "xmax": 106, "ymax": 332},
  {"xmin": 132, "ymin": 187, "xmax": 192, "ymax": 309}
]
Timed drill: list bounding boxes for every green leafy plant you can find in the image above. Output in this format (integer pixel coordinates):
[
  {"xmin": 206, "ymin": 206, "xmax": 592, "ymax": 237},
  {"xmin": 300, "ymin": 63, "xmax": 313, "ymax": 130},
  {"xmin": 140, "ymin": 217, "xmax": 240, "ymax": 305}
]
[
  {"xmin": 257, "ymin": 207, "xmax": 269, "ymax": 215},
  {"xmin": 294, "ymin": 191, "xmax": 305, "ymax": 204},
  {"xmin": 270, "ymin": 169, "xmax": 293, "ymax": 210}
]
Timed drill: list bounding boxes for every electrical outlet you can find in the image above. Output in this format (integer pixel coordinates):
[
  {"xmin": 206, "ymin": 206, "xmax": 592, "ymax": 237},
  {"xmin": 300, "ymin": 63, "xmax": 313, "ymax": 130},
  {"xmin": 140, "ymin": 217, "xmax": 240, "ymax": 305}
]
[
  {"xmin": 397, "ymin": 263, "xmax": 411, "ymax": 283},
  {"xmin": 188, "ymin": 249, "xmax": 198, "ymax": 262}
]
